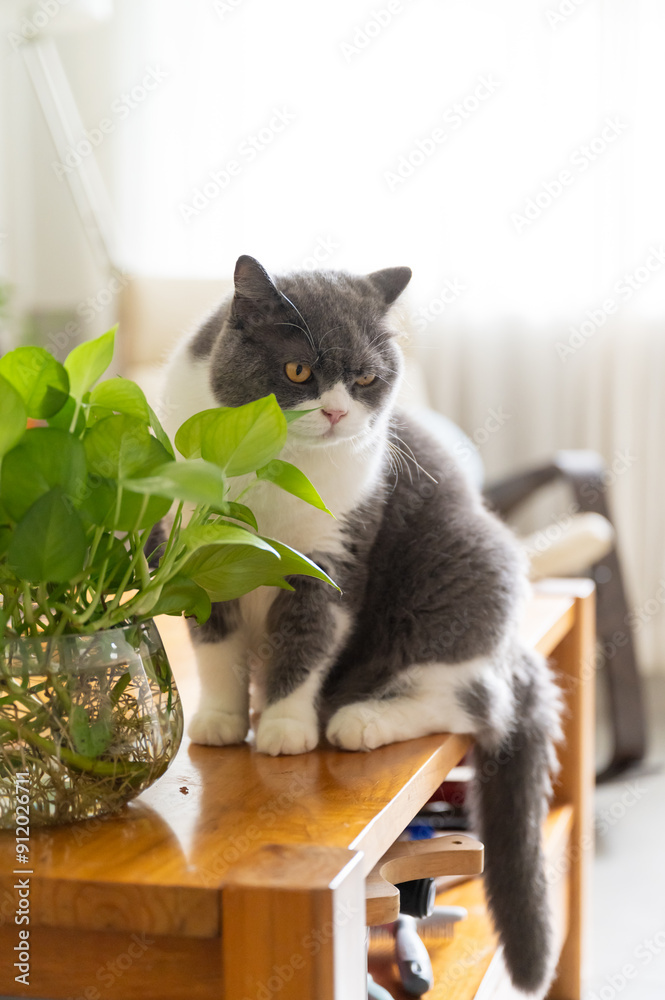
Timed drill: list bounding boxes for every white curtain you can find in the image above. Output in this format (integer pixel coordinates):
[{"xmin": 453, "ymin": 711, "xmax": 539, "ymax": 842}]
[
  {"xmin": 65, "ymin": 0, "xmax": 665, "ymax": 670},
  {"xmin": 108, "ymin": 0, "xmax": 665, "ymax": 317},
  {"xmin": 419, "ymin": 321, "xmax": 665, "ymax": 675}
]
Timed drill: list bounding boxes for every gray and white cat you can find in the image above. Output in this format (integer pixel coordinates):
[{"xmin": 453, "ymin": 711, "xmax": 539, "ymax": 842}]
[{"xmin": 161, "ymin": 255, "xmax": 562, "ymax": 994}]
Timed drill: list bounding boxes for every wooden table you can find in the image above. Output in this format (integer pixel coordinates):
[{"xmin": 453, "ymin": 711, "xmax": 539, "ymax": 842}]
[{"xmin": 0, "ymin": 579, "xmax": 595, "ymax": 1000}]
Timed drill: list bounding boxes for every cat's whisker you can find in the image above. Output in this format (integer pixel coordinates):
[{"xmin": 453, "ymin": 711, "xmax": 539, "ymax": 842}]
[
  {"xmin": 363, "ymin": 328, "xmax": 391, "ymax": 351},
  {"xmin": 391, "ymin": 435, "xmax": 438, "ymax": 485},
  {"xmin": 387, "ymin": 441, "xmax": 407, "ymax": 479},
  {"xmin": 274, "ymin": 321, "xmax": 314, "ymax": 341},
  {"xmin": 385, "ymin": 445, "xmax": 403, "ymax": 492},
  {"xmin": 316, "ymin": 345, "xmax": 346, "ymax": 360},
  {"xmin": 278, "ymin": 291, "xmax": 316, "ymax": 350},
  {"xmin": 318, "ymin": 325, "xmax": 346, "ymax": 345},
  {"xmin": 390, "ymin": 443, "xmax": 413, "ymax": 484}
]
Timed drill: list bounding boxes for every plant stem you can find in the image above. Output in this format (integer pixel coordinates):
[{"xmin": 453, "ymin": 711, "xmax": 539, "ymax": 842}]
[
  {"xmin": 77, "ymin": 554, "xmax": 112, "ymax": 626},
  {"xmin": 113, "ymin": 484, "xmax": 124, "ymax": 531},
  {"xmin": 131, "ymin": 530, "xmax": 151, "ymax": 591},
  {"xmin": 1, "ymin": 589, "xmax": 20, "ymax": 635},
  {"xmin": 68, "ymin": 399, "xmax": 82, "ymax": 435},
  {"xmin": 0, "ymin": 673, "xmax": 49, "ymax": 717},
  {"xmin": 37, "ymin": 584, "xmax": 56, "ymax": 628},
  {"xmin": 102, "ymin": 524, "xmax": 153, "ymax": 618},
  {"xmin": 0, "ymin": 718, "xmax": 147, "ymax": 777},
  {"xmin": 129, "ymin": 493, "xmax": 149, "ymax": 536},
  {"xmin": 84, "ymin": 525, "xmax": 105, "ymax": 573},
  {"xmin": 51, "ymin": 602, "xmax": 81, "ymax": 624},
  {"xmin": 232, "ymin": 484, "xmax": 254, "ymax": 502},
  {"xmin": 161, "ymin": 502, "xmax": 184, "ymax": 563}
]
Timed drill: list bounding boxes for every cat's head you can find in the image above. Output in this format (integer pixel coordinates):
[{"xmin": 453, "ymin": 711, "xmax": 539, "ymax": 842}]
[{"xmin": 209, "ymin": 255, "xmax": 411, "ymax": 446}]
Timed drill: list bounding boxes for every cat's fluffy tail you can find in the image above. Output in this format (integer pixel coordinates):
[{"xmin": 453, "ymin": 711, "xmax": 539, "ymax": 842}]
[{"xmin": 471, "ymin": 644, "xmax": 563, "ymax": 994}]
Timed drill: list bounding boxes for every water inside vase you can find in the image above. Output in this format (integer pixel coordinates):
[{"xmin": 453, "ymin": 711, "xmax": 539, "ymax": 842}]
[{"xmin": 0, "ymin": 622, "xmax": 183, "ymax": 826}]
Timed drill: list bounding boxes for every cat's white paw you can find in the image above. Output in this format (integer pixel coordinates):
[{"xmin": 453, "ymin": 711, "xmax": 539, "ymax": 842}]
[
  {"xmin": 255, "ymin": 715, "xmax": 319, "ymax": 756},
  {"xmin": 326, "ymin": 703, "xmax": 390, "ymax": 751},
  {"xmin": 188, "ymin": 709, "xmax": 248, "ymax": 746}
]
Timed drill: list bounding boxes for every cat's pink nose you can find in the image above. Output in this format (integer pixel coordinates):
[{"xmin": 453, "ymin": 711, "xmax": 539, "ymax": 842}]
[{"xmin": 322, "ymin": 408, "xmax": 348, "ymax": 426}]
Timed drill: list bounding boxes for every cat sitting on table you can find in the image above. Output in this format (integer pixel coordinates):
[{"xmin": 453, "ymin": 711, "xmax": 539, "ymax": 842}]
[{"xmin": 161, "ymin": 255, "xmax": 562, "ymax": 995}]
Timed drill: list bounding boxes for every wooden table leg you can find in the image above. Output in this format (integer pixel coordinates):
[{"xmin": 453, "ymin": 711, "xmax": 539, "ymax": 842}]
[
  {"xmin": 546, "ymin": 581, "xmax": 596, "ymax": 1000},
  {"xmin": 221, "ymin": 844, "xmax": 367, "ymax": 1000}
]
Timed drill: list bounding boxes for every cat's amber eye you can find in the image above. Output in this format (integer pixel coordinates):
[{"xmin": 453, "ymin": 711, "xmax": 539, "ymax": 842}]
[
  {"xmin": 355, "ymin": 373, "xmax": 376, "ymax": 386},
  {"xmin": 285, "ymin": 361, "xmax": 312, "ymax": 383}
]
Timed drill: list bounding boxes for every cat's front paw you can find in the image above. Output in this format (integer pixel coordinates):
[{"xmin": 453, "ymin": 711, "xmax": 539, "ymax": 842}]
[
  {"xmin": 255, "ymin": 714, "xmax": 319, "ymax": 756},
  {"xmin": 326, "ymin": 703, "xmax": 388, "ymax": 751},
  {"xmin": 188, "ymin": 709, "xmax": 248, "ymax": 747}
]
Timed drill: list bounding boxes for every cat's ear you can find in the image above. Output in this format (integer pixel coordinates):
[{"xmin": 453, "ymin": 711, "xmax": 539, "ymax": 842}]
[
  {"xmin": 233, "ymin": 255, "xmax": 281, "ymax": 303},
  {"xmin": 367, "ymin": 266, "xmax": 412, "ymax": 306}
]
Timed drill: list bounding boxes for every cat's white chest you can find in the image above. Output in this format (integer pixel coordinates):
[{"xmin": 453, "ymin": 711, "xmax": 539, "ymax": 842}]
[
  {"xmin": 234, "ymin": 440, "xmax": 383, "ymax": 659},
  {"xmin": 236, "ymin": 460, "xmax": 354, "ymax": 556},
  {"xmin": 228, "ymin": 417, "xmax": 386, "ymax": 557}
]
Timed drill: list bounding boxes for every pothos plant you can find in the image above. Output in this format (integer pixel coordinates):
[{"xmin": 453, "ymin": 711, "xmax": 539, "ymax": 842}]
[
  {"xmin": 0, "ymin": 326, "xmax": 337, "ymax": 639},
  {"xmin": 0, "ymin": 327, "xmax": 338, "ymax": 824}
]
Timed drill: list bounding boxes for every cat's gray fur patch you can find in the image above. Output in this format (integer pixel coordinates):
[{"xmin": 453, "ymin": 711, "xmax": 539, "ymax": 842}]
[
  {"xmin": 191, "ymin": 598, "xmax": 241, "ymax": 645},
  {"xmin": 264, "ymin": 576, "xmax": 345, "ymax": 703},
  {"xmin": 321, "ymin": 414, "xmax": 525, "ymax": 712}
]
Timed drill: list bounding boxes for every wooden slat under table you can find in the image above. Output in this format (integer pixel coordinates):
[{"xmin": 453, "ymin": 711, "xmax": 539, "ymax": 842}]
[{"xmin": 0, "ymin": 583, "xmax": 593, "ymax": 1000}]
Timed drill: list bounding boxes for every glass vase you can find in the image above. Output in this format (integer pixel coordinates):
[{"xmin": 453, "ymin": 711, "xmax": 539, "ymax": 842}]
[{"xmin": 0, "ymin": 620, "xmax": 183, "ymax": 827}]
